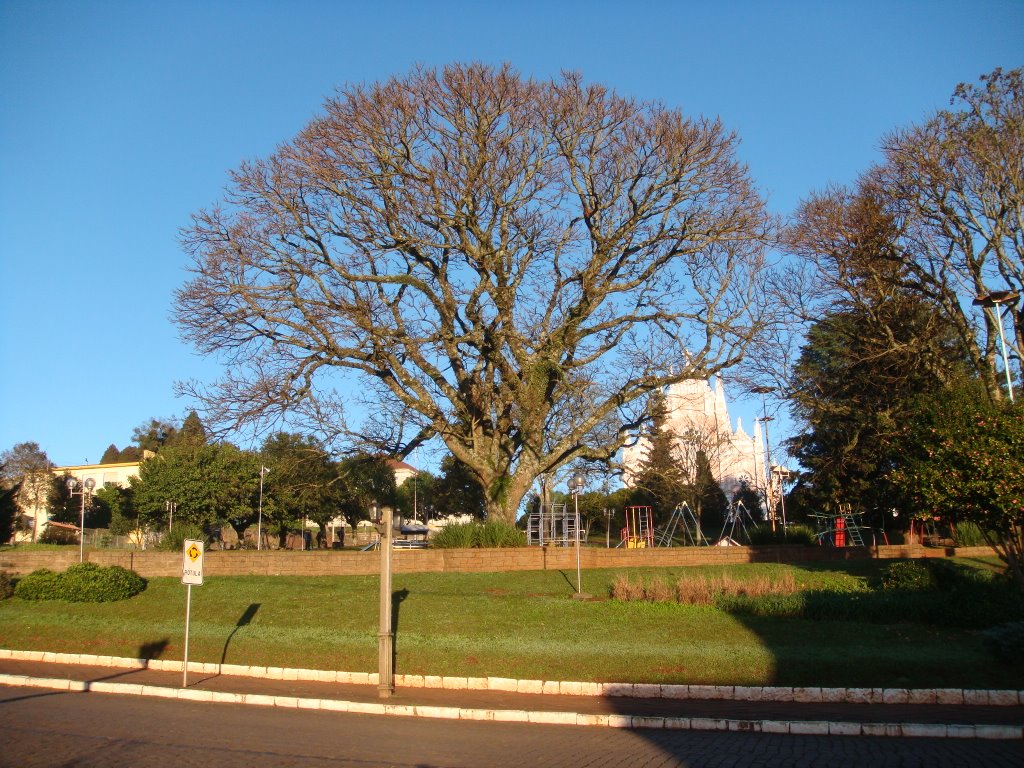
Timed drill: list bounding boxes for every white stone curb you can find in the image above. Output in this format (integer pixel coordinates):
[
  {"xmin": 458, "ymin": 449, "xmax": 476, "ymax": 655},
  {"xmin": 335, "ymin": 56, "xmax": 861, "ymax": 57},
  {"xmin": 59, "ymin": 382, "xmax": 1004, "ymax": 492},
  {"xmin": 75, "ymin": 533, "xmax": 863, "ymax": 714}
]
[
  {"xmin": 0, "ymin": 673, "xmax": 1020, "ymax": 739},
  {"xmin": 1, "ymin": 648, "xmax": 1020, "ymax": 706}
]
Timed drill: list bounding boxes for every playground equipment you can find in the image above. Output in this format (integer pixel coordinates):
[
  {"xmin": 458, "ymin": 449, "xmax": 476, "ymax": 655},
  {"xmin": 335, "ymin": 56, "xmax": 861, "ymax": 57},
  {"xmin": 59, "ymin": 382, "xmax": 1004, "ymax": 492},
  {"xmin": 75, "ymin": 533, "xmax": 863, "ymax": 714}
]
[
  {"xmin": 621, "ymin": 506, "xmax": 654, "ymax": 548},
  {"xmin": 717, "ymin": 500, "xmax": 757, "ymax": 545},
  {"xmin": 654, "ymin": 502, "xmax": 707, "ymax": 547},
  {"xmin": 525, "ymin": 503, "xmax": 581, "ymax": 546},
  {"xmin": 809, "ymin": 504, "xmax": 868, "ymax": 547}
]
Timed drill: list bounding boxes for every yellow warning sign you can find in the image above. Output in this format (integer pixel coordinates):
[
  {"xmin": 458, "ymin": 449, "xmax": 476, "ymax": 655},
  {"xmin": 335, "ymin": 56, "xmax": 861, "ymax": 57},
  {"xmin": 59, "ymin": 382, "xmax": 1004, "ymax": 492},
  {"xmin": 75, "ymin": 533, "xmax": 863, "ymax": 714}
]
[{"xmin": 182, "ymin": 539, "xmax": 204, "ymax": 586}]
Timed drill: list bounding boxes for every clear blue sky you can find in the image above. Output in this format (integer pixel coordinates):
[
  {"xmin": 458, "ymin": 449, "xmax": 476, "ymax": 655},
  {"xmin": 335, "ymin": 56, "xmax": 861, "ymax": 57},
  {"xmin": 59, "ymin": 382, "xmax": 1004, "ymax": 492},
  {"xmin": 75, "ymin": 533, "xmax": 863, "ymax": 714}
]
[{"xmin": 1, "ymin": 0, "xmax": 1021, "ymax": 468}]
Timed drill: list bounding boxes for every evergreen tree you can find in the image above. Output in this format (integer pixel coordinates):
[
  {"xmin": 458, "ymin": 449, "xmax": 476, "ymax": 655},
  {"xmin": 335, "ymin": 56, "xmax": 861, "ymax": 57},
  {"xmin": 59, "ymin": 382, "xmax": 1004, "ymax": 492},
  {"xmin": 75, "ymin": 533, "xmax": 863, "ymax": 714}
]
[{"xmin": 629, "ymin": 391, "xmax": 689, "ymax": 525}]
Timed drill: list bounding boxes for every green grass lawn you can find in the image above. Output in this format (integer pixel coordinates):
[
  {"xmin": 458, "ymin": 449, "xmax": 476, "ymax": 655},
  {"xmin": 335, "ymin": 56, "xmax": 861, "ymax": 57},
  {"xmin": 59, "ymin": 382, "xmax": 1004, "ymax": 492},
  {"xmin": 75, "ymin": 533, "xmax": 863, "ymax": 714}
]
[{"xmin": 1, "ymin": 559, "xmax": 1019, "ymax": 689}]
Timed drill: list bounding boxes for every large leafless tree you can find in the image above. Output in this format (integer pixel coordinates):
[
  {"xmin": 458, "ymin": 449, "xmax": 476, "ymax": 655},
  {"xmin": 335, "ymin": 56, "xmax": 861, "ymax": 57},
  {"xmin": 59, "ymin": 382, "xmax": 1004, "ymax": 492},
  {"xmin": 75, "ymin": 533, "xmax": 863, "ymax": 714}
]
[{"xmin": 176, "ymin": 64, "xmax": 773, "ymax": 523}]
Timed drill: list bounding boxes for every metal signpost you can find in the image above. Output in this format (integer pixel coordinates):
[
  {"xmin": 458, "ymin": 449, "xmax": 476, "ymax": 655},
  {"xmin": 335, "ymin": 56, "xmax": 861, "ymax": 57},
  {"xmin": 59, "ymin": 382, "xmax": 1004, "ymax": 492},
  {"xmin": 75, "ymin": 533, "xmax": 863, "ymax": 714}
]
[{"xmin": 181, "ymin": 539, "xmax": 205, "ymax": 687}]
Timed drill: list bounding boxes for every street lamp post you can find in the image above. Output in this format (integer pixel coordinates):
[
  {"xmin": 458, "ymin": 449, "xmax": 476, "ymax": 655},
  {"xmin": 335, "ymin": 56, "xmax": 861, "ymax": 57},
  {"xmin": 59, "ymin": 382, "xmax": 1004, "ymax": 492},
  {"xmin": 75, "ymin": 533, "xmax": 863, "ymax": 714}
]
[
  {"xmin": 165, "ymin": 500, "xmax": 176, "ymax": 533},
  {"xmin": 67, "ymin": 477, "xmax": 96, "ymax": 563},
  {"xmin": 257, "ymin": 466, "xmax": 269, "ymax": 550},
  {"xmin": 569, "ymin": 473, "xmax": 587, "ymax": 597},
  {"xmin": 973, "ymin": 290, "xmax": 1021, "ymax": 403},
  {"xmin": 373, "ymin": 500, "xmax": 394, "ymax": 698},
  {"xmin": 750, "ymin": 386, "xmax": 777, "ymax": 531}
]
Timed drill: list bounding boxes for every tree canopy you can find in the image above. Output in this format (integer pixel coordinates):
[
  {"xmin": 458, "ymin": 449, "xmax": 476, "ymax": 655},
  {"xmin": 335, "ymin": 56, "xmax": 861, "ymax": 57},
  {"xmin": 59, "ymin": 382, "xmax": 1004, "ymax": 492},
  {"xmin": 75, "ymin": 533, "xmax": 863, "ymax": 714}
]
[
  {"xmin": 176, "ymin": 63, "xmax": 773, "ymax": 523},
  {"xmin": 892, "ymin": 383, "xmax": 1024, "ymax": 587}
]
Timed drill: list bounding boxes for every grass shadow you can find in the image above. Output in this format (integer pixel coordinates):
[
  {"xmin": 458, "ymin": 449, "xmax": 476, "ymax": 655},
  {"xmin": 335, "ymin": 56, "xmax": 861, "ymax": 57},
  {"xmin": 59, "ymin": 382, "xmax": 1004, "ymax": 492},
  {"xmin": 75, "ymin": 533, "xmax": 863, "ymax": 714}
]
[{"xmin": 221, "ymin": 603, "xmax": 261, "ymax": 666}]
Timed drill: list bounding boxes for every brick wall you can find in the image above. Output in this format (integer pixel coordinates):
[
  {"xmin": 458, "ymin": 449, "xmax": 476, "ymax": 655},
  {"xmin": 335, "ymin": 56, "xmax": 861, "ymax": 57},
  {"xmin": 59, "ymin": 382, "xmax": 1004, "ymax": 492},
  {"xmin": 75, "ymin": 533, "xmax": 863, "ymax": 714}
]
[{"xmin": 0, "ymin": 544, "xmax": 998, "ymax": 578}]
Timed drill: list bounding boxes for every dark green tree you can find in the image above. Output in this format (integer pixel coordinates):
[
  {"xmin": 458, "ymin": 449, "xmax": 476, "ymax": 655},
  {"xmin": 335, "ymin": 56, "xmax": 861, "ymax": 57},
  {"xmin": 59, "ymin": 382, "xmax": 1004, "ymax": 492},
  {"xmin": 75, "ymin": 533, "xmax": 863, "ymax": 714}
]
[
  {"xmin": 180, "ymin": 411, "xmax": 208, "ymax": 446},
  {"xmin": 131, "ymin": 418, "xmax": 180, "ymax": 453},
  {"xmin": 100, "ymin": 444, "xmax": 121, "ymax": 464},
  {"xmin": 129, "ymin": 441, "xmax": 260, "ymax": 536},
  {"xmin": 260, "ymin": 432, "xmax": 342, "ymax": 548},
  {"xmin": 0, "ymin": 479, "xmax": 17, "ymax": 544},
  {"xmin": 335, "ymin": 454, "xmax": 397, "ymax": 527},
  {"xmin": 93, "ymin": 485, "xmax": 135, "ymax": 537},
  {"xmin": 433, "ymin": 454, "xmax": 486, "ymax": 519},
  {"xmin": 786, "ymin": 301, "xmax": 969, "ymax": 519}
]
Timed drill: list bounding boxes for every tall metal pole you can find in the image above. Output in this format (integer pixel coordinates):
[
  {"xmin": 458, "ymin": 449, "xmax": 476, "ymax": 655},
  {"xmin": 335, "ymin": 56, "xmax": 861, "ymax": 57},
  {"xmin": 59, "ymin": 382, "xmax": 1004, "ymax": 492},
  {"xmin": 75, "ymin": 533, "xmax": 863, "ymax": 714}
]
[
  {"xmin": 257, "ymin": 466, "xmax": 268, "ymax": 550},
  {"xmin": 974, "ymin": 291, "xmax": 1020, "ymax": 403},
  {"xmin": 79, "ymin": 487, "xmax": 87, "ymax": 563},
  {"xmin": 570, "ymin": 473, "xmax": 585, "ymax": 596},
  {"xmin": 994, "ymin": 308, "xmax": 1016, "ymax": 403},
  {"xmin": 376, "ymin": 501, "xmax": 394, "ymax": 698},
  {"xmin": 182, "ymin": 584, "xmax": 192, "ymax": 688},
  {"xmin": 750, "ymin": 386, "xmax": 776, "ymax": 531}
]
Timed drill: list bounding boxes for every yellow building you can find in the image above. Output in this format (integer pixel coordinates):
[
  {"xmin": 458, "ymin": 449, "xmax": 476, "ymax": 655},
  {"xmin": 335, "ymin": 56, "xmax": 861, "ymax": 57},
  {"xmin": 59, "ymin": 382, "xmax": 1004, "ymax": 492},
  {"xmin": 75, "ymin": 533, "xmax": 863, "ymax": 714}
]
[{"xmin": 16, "ymin": 460, "xmax": 143, "ymax": 543}]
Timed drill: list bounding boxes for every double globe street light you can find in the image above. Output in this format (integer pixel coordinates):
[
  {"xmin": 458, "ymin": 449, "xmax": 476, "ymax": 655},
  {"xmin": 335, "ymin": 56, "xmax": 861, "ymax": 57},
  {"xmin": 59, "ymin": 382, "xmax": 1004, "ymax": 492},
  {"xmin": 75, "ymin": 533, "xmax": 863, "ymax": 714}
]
[{"xmin": 66, "ymin": 476, "xmax": 96, "ymax": 563}]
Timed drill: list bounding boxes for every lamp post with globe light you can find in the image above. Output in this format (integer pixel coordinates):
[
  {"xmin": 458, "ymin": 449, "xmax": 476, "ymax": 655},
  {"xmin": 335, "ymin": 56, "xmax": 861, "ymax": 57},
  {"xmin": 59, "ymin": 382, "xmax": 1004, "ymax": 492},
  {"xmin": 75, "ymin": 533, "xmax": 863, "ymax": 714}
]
[
  {"xmin": 569, "ymin": 473, "xmax": 587, "ymax": 597},
  {"xmin": 66, "ymin": 477, "xmax": 96, "ymax": 563}
]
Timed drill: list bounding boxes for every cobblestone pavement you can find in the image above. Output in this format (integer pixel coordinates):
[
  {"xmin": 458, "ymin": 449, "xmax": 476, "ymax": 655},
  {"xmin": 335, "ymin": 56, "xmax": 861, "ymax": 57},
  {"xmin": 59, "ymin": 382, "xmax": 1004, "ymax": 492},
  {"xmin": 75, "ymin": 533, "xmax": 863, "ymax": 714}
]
[{"xmin": 1, "ymin": 685, "xmax": 1022, "ymax": 768}]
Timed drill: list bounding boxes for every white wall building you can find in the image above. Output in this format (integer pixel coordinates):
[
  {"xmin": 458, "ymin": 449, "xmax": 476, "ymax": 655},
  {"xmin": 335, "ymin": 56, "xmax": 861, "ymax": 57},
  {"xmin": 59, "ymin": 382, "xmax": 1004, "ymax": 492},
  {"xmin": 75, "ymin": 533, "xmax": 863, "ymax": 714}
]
[{"xmin": 621, "ymin": 378, "xmax": 768, "ymax": 505}]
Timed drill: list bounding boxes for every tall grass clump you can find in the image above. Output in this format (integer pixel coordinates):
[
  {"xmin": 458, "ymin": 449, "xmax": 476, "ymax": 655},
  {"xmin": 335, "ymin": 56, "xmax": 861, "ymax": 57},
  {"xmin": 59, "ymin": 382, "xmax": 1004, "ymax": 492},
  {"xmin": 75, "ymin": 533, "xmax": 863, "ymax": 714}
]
[
  {"xmin": 430, "ymin": 520, "xmax": 524, "ymax": 548},
  {"xmin": 612, "ymin": 571, "xmax": 798, "ymax": 606},
  {"xmin": 952, "ymin": 521, "xmax": 987, "ymax": 547}
]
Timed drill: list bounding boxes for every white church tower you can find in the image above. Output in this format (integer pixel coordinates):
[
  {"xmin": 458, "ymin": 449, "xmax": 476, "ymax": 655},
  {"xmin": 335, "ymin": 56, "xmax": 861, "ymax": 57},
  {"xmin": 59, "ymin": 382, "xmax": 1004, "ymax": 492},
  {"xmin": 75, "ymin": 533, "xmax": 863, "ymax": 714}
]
[{"xmin": 621, "ymin": 377, "xmax": 767, "ymax": 505}]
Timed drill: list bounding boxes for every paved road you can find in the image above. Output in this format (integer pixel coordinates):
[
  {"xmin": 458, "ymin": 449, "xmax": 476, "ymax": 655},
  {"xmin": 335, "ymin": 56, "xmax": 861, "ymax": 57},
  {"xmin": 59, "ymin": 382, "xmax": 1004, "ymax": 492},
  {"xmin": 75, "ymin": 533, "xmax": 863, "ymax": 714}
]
[{"xmin": 1, "ymin": 686, "xmax": 1021, "ymax": 768}]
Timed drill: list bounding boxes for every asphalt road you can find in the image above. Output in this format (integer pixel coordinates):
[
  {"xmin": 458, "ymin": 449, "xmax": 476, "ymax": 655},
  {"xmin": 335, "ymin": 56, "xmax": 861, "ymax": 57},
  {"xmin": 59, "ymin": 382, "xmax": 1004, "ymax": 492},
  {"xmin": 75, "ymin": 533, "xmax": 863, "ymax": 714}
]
[{"xmin": 1, "ymin": 686, "xmax": 1021, "ymax": 768}]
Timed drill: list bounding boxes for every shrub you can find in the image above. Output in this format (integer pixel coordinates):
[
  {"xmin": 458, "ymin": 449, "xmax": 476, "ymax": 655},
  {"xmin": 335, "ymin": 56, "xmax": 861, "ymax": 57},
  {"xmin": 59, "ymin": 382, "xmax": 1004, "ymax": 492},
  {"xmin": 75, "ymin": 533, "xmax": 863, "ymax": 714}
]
[
  {"xmin": 881, "ymin": 560, "xmax": 935, "ymax": 591},
  {"xmin": 0, "ymin": 570, "xmax": 14, "ymax": 599},
  {"xmin": 158, "ymin": 522, "xmax": 207, "ymax": 552},
  {"xmin": 783, "ymin": 524, "xmax": 819, "ymax": 546},
  {"xmin": 14, "ymin": 568, "xmax": 65, "ymax": 600},
  {"xmin": 38, "ymin": 526, "xmax": 79, "ymax": 545},
  {"xmin": 14, "ymin": 563, "xmax": 146, "ymax": 602},
  {"xmin": 747, "ymin": 524, "xmax": 818, "ymax": 546}
]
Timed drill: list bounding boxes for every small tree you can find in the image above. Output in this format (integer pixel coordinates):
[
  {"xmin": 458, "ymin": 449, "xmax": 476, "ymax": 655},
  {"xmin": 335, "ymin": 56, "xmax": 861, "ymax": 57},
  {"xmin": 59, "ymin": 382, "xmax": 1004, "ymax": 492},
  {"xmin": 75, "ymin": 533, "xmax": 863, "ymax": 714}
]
[
  {"xmin": 0, "ymin": 442, "xmax": 55, "ymax": 542},
  {"xmin": 893, "ymin": 382, "xmax": 1024, "ymax": 588},
  {"xmin": 433, "ymin": 454, "xmax": 486, "ymax": 519},
  {"xmin": 0, "ymin": 481, "xmax": 17, "ymax": 544}
]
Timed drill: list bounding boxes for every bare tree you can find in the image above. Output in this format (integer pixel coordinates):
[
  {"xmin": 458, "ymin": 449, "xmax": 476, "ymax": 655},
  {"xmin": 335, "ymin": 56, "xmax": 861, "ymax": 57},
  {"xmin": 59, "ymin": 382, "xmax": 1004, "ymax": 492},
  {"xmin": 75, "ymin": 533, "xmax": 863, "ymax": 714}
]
[
  {"xmin": 783, "ymin": 69, "xmax": 1024, "ymax": 402},
  {"xmin": 176, "ymin": 63, "xmax": 773, "ymax": 523}
]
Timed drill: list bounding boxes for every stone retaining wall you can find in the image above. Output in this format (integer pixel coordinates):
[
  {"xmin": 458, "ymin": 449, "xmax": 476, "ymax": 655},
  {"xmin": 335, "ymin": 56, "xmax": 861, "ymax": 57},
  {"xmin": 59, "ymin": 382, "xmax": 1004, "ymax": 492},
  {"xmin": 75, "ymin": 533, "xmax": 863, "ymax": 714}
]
[{"xmin": 0, "ymin": 544, "xmax": 998, "ymax": 577}]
